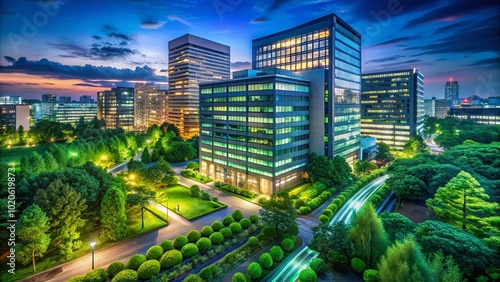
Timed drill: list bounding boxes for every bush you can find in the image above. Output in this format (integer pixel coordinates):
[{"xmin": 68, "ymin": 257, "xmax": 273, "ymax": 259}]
[
  {"xmin": 209, "ymin": 232, "xmax": 224, "ymax": 245},
  {"xmin": 309, "ymin": 258, "xmax": 326, "ymax": 273},
  {"xmin": 160, "ymin": 239, "xmax": 174, "ymax": 251},
  {"xmin": 186, "ymin": 162, "xmax": 199, "ymax": 170},
  {"xmin": 137, "ymin": 259, "xmax": 161, "ymax": 280},
  {"xmin": 190, "ymin": 185, "xmax": 200, "ymax": 197},
  {"xmin": 240, "ymin": 218, "xmax": 251, "ymax": 229},
  {"xmin": 201, "ymin": 225, "xmax": 214, "ymax": 237},
  {"xmin": 322, "ymin": 209, "xmax": 333, "ymax": 219},
  {"xmin": 84, "ymin": 268, "xmax": 107, "ymax": 282},
  {"xmin": 181, "ymin": 243, "xmax": 199, "ymax": 258},
  {"xmin": 173, "ymin": 235, "xmax": 189, "ymax": 249},
  {"xmin": 196, "ymin": 237, "xmax": 212, "ymax": 251},
  {"xmin": 249, "ymin": 214, "xmax": 259, "ymax": 223},
  {"xmin": 111, "ymin": 270, "xmax": 138, "ymax": 282},
  {"xmin": 232, "ymin": 272, "xmax": 247, "ymax": 282},
  {"xmin": 281, "ymin": 237, "xmax": 294, "ymax": 252},
  {"xmin": 220, "ymin": 227, "xmax": 233, "ymax": 239},
  {"xmin": 199, "ymin": 266, "xmax": 214, "ymax": 281},
  {"xmin": 248, "ymin": 225, "xmax": 257, "ymax": 234},
  {"xmin": 68, "ymin": 275, "xmax": 85, "ymax": 282},
  {"xmin": 270, "ymin": 245, "xmax": 284, "ymax": 262},
  {"xmin": 259, "ymin": 252, "xmax": 273, "ymax": 269},
  {"xmin": 295, "ymin": 198, "xmax": 306, "ymax": 208},
  {"xmin": 327, "ymin": 204, "xmax": 337, "ymax": 212},
  {"xmin": 223, "ymin": 216, "xmax": 235, "ymax": 226},
  {"xmin": 229, "ymin": 222, "xmax": 243, "ymax": 234},
  {"xmin": 299, "ymin": 206, "xmax": 312, "ymax": 215},
  {"xmin": 211, "ymin": 220, "xmax": 224, "ymax": 231},
  {"xmin": 107, "ymin": 261, "xmax": 126, "ymax": 278},
  {"xmin": 200, "ymin": 191, "xmax": 211, "ymax": 201},
  {"xmin": 232, "ymin": 210, "xmax": 244, "ymax": 220},
  {"xmin": 160, "ymin": 250, "xmax": 183, "ymax": 269},
  {"xmin": 247, "ymin": 262, "xmax": 262, "ymax": 280},
  {"xmin": 127, "ymin": 254, "xmax": 146, "ymax": 270},
  {"xmin": 319, "ymin": 215, "xmax": 329, "ymax": 224},
  {"xmin": 247, "ymin": 236, "xmax": 259, "ymax": 247},
  {"xmin": 223, "ymin": 251, "xmax": 235, "ymax": 264},
  {"xmin": 298, "ymin": 268, "xmax": 317, "ymax": 282},
  {"xmin": 333, "ymin": 198, "xmax": 343, "ymax": 207},
  {"xmin": 146, "ymin": 245, "xmax": 164, "ymax": 260},
  {"xmin": 363, "ymin": 269, "xmax": 380, "ymax": 282},
  {"xmin": 351, "ymin": 258, "xmax": 367, "ymax": 274},
  {"xmin": 328, "ymin": 250, "xmax": 348, "ymax": 271},
  {"xmin": 183, "ymin": 274, "xmax": 202, "ymax": 282},
  {"xmin": 187, "ymin": 230, "xmax": 202, "ymax": 242}
]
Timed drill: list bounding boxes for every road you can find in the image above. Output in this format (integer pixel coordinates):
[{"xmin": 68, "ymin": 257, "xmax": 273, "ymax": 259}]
[{"xmin": 268, "ymin": 175, "xmax": 389, "ymax": 282}]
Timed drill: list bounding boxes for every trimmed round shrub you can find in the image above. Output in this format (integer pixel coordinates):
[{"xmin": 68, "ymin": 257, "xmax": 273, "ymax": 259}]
[
  {"xmin": 281, "ymin": 237, "xmax": 294, "ymax": 252},
  {"xmin": 328, "ymin": 250, "xmax": 348, "ymax": 271},
  {"xmin": 84, "ymin": 268, "xmax": 107, "ymax": 282},
  {"xmin": 333, "ymin": 198, "xmax": 343, "ymax": 207},
  {"xmin": 319, "ymin": 215, "xmax": 329, "ymax": 224},
  {"xmin": 190, "ymin": 185, "xmax": 200, "ymax": 197},
  {"xmin": 322, "ymin": 209, "xmax": 333, "ymax": 219},
  {"xmin": 146, "ymin": 245, "xmax": 164, "ymax": 260},
  {"xmin": 127, "ymin": 254, "xmax": 146, "ymax": 270},
  {"xmin": 240, "ymin": 218, "xmax": 251, "ymax": 229},
  {"xmin": 196, "ymin": 237, "xmax": 212, "ymax": 251},
  {"xmin": 309, "ymin": 258, "xmax": 326, "ymax": 273},
  {"xmin": 299, "ymin": 206, "xmax": 311, "ymax": 215},
  {"xmin": 211, "ymin": 220, "xmax": 224, "ymax": 231},
  {"xmin": 107, "ymin": 261, "xmax": 126, "ymax": 278},
  {"xmin": 201, "ymin": 225, "xmax": 214, "ymax": 237},
  {"xmin": 68, "ymin": 275, "xmax": 85, "ymax": 282},
  {"xmin": 363, "ymin": 269, "xmax": 380, "ymax": 282},
  {"xmin": 199, "ymin": 266, "xmax": 214, "ymax": 281},
  {"xmin": 259, "ymin": 253, "xmax": 273, "ymax": 269},
  {"xmin": 270, "ymin": 245, "xmax": 284, "ymax": 262},
  {"xmin": 137, "ymin": 259, "xmax": 160, "ymax": 280},
  {"xmin": 294, "ymin": 198, "xmax": 306, "ymax": 208},
  {"xmin": 187, "ymin": 230, "xmax": 202, "ymax": 242},
  {"xmin": 223, "ymin": 215, "xmax": 235, "ymax": 226},
  {"xmin": 220, "ymin": 227, "xmax": 233, "ymax": 239},
  {"xmin": 249, "ymin": 214, "xmax": 259, "ymax": 223},
  {"xmin": 173, "ymin": 235, "xmax": 189, "ymax": 249},
  {"xmin": 232, "ymin": 272, "xmax": 247, "ymax": 282},
  {"xmin": 327, "ymin": 204, "xmax": 337, "ymax": 212},
  {"xmin": 160, "ymin": 240, "xmax": 174, "ymax": 251},
  {"xmin": 247, "ymin": 236, "xmax": 259, "ymax": 247},
  {"xmin": 223, "ymin": 251, "xmax": 235, "ymax": 264},
  {"xmin": 229, "ymin": 222, "xmax": 242, "ymax": 234},
  {"xmin": 181, "ymin": 243, "xmax": 199, "ymax": 258},
  {"xmin": 247, "ymin": 262, "xmax": 262, "ymax": 280},
  {"xmin": 299, "ymin": 268, "xmax": 317, "ymax": 282},
  {"xmin": 209, "ymin": 232, "xmax": 224, "ymax": 245},
  {"xmin": 160, "ymin": 250, "xmax": 183, "ymax": 269},
  {"xmin": 248, "ymin": 225, "xmax": 257, "ymax": 234},
  {"xmin": 232, "ymin": 210, "xmax": 244, "ymax": 220},
  {"xmin": 351, "ymin": 258, "xmax": 367, "ymax": 274},
  {"xmin": 183, "ymin": 274, "xmax": 202, "ymax": 282},
  {"xmin": 111, "ymin": 269, "xmax": 138, "ymax": 282}
]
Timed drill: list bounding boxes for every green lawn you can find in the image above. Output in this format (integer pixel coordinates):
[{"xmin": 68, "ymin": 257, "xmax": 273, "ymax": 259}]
[
  {"xmin": 286, "ymin": 182, "xmax": 311, "ymax": 197},
  {"xmin": 154, "ymin": 185, "xmax": 227, "ymax": 220},
  {"xmin": 0, "ymin": 143, "xmax": 52, "ymax": 164}
]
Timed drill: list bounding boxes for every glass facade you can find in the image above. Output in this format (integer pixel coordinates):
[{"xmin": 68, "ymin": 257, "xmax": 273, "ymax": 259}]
[
  {"xmin": 33, "ymin": 102, "xmax": 97, "ymax": 124},
  {"xmin": 97, "ymin": 87, "xmax": 134, "ymax": 131}
]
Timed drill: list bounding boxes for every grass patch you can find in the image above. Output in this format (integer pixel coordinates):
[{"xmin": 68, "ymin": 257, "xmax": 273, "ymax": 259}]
[
  {"xmin": 180, "ymin": 169, "xmax": 213, "ymax": 184},
  {"xmin": 0, "ymin": 143, "xmax": 52, "ymax": 164},
  {"xmin": 145, "ymin": 205, "xmax": 169, "ymax": 223},
  {"xmin": 154, "ymin": 185, "xmax": 227, "ymax": 220},
  {"xmin": 286, "ymin": 182, "xmax": 311, "ymax": 197}
]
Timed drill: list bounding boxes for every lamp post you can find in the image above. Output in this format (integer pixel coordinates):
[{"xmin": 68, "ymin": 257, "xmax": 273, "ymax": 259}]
[{"xmin": 90, "ymin": 241, "xmax": 96, "ymax": 269}]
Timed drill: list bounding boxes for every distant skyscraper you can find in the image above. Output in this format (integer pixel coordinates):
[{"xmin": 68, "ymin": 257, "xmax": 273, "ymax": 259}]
[
  {"xmin": 424, "ymin": 98, "xmax": 436, "ymax": 117},
  {"xmin": 0, "ymin": 105, "xmax": 30, "ymax": 131},
  {"xmin": 79, "ymin": 95, "xmax": 94, "ymax": 103},
  {"xmin": 424, "ymin": 97, "xmax": 450, "ymax": 119},
  {"xmin": 361, "ymin": 69, "xmax": 424, "ymax": 150},
  {"xmin": 167, "ymin": 34, "xmax": 230, "ymax": 139},
  {"xmin": 33, "ymin": 102, "xmax": 97, "ymax": 124},
  {"xmin": 445, "ymin": 78, "xmax": 459, "ymax": 103},
  {"xmin": 134, "ymin": 83, "xmax": 167, "ymax": 131},
  {"xmin": 59, "ymin": 96, "xmax": 72, "ymax": 103},
  {"xmin": 42, "ymin": 94, "xmax": 57, "ymax": 103},
  {"xmin": 0, "ymin": 96, "xmax": 22, "ymax": 105},
  {"xmin": 252, "ymin": 13, "xmax": 362, "ymax": 164},
  {"xmin": 97, "ymin": 87, "xmax": 134, "ymax": 131}
]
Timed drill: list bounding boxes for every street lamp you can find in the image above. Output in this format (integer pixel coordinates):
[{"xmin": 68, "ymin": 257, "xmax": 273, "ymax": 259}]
[
  {"xmin": 166, "ymin": 196, "xmax": 169, "ymax": 221},
  {"xmin": 70, "ymin": 152, "xmax": 77, "ymax": 166},
  {"xmin": 90, "ymin": 241, "xmax": 96, "ymax": 269}
]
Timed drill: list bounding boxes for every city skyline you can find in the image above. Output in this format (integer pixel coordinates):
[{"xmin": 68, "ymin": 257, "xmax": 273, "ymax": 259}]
[{"xmin": 0, "ymin": 0, "xmax": 499, "ymax": 100}]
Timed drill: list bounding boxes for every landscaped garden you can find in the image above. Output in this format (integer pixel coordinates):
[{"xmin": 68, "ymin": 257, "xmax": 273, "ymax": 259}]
[{"xmin": 0, "ymin": 143, "xmax": 51, "ymax": 163}]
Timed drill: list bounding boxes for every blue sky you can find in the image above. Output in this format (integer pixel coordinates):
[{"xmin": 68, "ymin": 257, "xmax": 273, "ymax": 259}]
[{"xmin": 0, "ymin": 0, "xmax": 499, "ymax": 99}]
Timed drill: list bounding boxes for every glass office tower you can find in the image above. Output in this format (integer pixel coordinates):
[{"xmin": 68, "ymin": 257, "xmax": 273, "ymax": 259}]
[
  {"xmin": 252, "ymin": 14, "xmax": 361, "ymax": 164},
  {"xmin": 134, "ymin": 83, "xmax": 167, "ymax": 132},
  {"xmin": 97, "ymin": 87, "xmax": 134, "ymax": 131}
]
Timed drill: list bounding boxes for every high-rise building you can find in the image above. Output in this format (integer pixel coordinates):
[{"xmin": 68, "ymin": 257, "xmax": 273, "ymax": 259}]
[
  {"xmin": 0, "ymin": 105, "xmax": 30, "ymax": 131},
  {"xmin": 42, "ymin": 94, "xmax": 57, "ymax": 103},
  {"xmin": 32, "ymin": 102, "xmax": 97, "ymax": 124},
  {"xmin": 361, "ymin": 69, "xmax": 424, "ymax": 150},
  {"xmin": 424, "ymin": 97, "xmax": 450, "ymax": 118},
  {"xmin": 59, "ymin": 96, "xmax": 72, "ymax": 103},
  {"xmin": 424, "ymin": 98, "xmax": 436, "ymax": 117},
  {"xmin": 80, "ymin": 95, "xmax": 95, "ymax": 103},
  {"xmin": 0, "ymin": 96, "xmax": 22, "ymax": 105},
  {"xmin": 97, "ymin": 87, "xmax": 134, "ymax": 131},
  {"xmin": 445, "ymin": 78, "xmax": 459, "ymax": 103},
  {"xmin": 252, "ymin": 14, "xmax": 361, "ymax": 164},
  {"xmin": 134, "ymin": 83, "xmax": 167, "ymax": 131},
  {"xmin": 167, "ymin": 34, "xmax": 230, "ymax": 139}
]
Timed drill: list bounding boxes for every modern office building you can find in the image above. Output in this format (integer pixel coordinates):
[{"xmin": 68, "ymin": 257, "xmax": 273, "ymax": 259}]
[
  {"xmin": 0, "ymin": 105, "xmax": 30, "ymax": 130},
  {"xmin": 424, "ymin": 98, "xmax": 435, "ymax": 117},
  {"xmin": 199, "ymin": 68, "xmax": 325, "ymax": 194},
  {"xmin": 167, "ymin": 34, "xmax": 230, "ymax": 139},
  {"xmin": 252, "ymin": 14, "xmax": 361, "ymax": 164},
  {"xmin": 0, "ymin": 96, "xmax": 22, "ymax": 105},
  {"xmin": 134, "ymin": 83, "xmax": 167, "ymax": 131},
  {"xmin": 361, "ymin": 69, "xmax": 424, "ymax": 150},
  {"xmin": 42, "ymin": 94, "xmax": 57, "ymax": 103},
  {"xmin": 97, "ymin": 87, "xmax": 134, "ymax": 131},
  {"xmin": 59, "ymin": 96, "xmax": 72, "ymax": 103},
  {"xmin": 80, "ymin": 95, "xmax": 95, "ymax": 103},
  {"xmin": 424, "ymin": 97, "xmax": 450, "ymax": 118},
  {"xmin": 32, "ymin": 102, "xmax": 97, "ymax": 124},
  {"xmin": 445, "ymin": 78, "xmax": 459, "ymax": 104},
  {"xmin": 449, "ymin": 106, "xmax": 500, "ymax": 125}
]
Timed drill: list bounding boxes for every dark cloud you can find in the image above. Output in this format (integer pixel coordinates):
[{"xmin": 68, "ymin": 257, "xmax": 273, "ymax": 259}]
[
  {"xmin": 366, "ymin": 55, "xmax": 404, "ymax": 64},
  {"xmin": 73, "ymin": 83, "xmax": 103, "ymax": 87},
  {"xmin": 366, "ymin": 36, "xmax": 420, "ymax": 48},
  {"xmin": 102, "ymin": 24, "xmax": 115, "ymax": 32},
  {"xmin": 468, "ymin": 58, "xmax": 500, "ymax": 67},
  {"xmin": 433, "ymin": 20, "xmax": 472, "ymax": 34},
  {"xmin": 140, "ymin": 20, "xmax": 166, "ymax": 29},
  {"xmin": 49, "ymin": 42, "xmax": 140, "ymax": 60},
  {"xmin": 108, "ymin": 32, "xmax": 131, "ymax": 41},
  {"xmin": 0, "ymin": 57, "xmax": 168, "ymax": 82},
  {"xmin": 4, "ymin": 56, "xmax": 16, "ymax": 63},
  {"xmin": 373, "ymin": 59, "xmax": 422, "ymax": 70},
  {"xmin": 160, "ymin": 69, "xmax": 168, "ymax": 72},
  {"xmin": 92, "ymin": 35, "xmax": 102, "ymax": 40},
  {"xmin": 230, "ymin": 61, "xmax": 252, "ymax": 70}
]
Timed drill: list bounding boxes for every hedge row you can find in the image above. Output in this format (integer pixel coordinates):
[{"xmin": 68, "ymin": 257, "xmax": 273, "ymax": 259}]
[
  {"xmin": 294, "ymin": 182, "xmax": 339, "ymax": 215},
  {"xmin": 367, "ymin": 183, "xmax": 391, "ymax": 209},
  {"xmin": 214, "ymin": 181, "xmax": 257, "ymax": 198}
]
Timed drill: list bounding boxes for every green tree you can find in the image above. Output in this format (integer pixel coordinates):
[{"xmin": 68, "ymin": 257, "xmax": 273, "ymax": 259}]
[
  {"xmin": 348, "ymin": 203, "xmax": 389, "ymax": 267},
  {"xmin": 375, "ymin": 142, "xmax": 394, "ymax": 163},
  {"xmin": 34, "ymin": 179, "xmax": 87, "ymax": 260},
  {"xmin": 42, "ymin": 151, "xmax": 59, "ymax": 171},
  {"xmin": 387, "ymin": 171, "xmax": 426, "ymax": 207},
  {"xmin": 378, "ymin": 236, "xmax": 431, "ymax": 282},
  {"xmin": 354, "ymin": 160, "xmax": 378, "ymax": 177},
  {"xmin": 426, "ymin": 171, "xmax": 500, "ymax": 237},
  {"xmin": 402, "ymin": 136, "xmax": 428, "ymax": 158},
  {"xmin": 126, "ymin": 186, "xmax": 156, "ymax": 229},
  {"xmin": 140, "ymin": 157, "xmax": 177, "ymax": 187},
  {"xmin": 141, "ymin": 148, "xmax": 152, "ymax": 163},
  {"xmin": 309, "ymin": 222, "xmax": 350, "ymax": 258},
  {"xmin": 305, "ymin": 152, "xmax": 335, "ymax": 186},
  {"xmin": 332, "ymin": 155, "xmax": 352, "ymax": 185},
  {"xmin": 100, "ymin": 187, "xmax": 128, "ymax": 242},
  {"xmin": 379, "ymin": 212, "xmax": 416, "ymax": 242},
  {"xmin": 17, "ymin": 205, "xmax": 51, "ymax": 273},
  {"xmin": 127, "ymin": 159, "xmax": 144, "ymax": 172},
  {"xmin": 165, "ymin": 141, "xmax": 197, "ymax": 162},
  {"xmin": 427, "ymin": 251, "xmax": 462, "ymax": 282},
  {"xmin": 259, "ymin": 191, "xmax": 298, "ymax": 240},
  {"xmin": 28, "ymin": 151, "xmax": 46, "ymax": 174}
]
